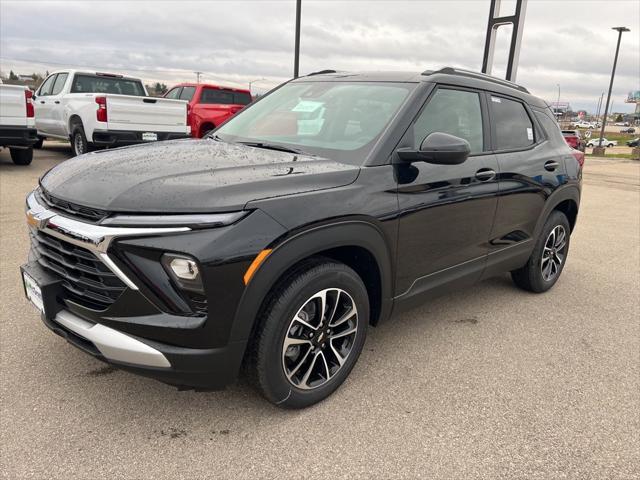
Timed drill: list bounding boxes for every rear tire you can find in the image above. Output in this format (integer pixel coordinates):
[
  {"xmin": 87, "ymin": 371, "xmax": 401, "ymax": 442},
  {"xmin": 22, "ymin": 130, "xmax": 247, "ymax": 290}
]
[
  {"xmin": 9, "ymin": 147, "xmax": 33, "ymax": 165},
  {"xmin": 71, "ymin": 124, "xmax": 89, "ymax": 157},
  {"xmin": 249, "ymin": 259, "xmax": 369, "ymax": 408},
  {"xmin": 511, "ymin": 210, "xmax": 570, "ymax": 293}
]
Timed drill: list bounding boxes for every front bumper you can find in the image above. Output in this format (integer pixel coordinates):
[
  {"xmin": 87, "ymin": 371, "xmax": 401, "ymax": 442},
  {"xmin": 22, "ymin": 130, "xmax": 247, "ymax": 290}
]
[
  {"xmin": 0, "ymin": 125, "xmax": 38, "ymax": 148},
  {"xmin": 91, "ymin": 129, "xmax": 190, "ymax": 147},
  {"xmin": 41, "ymin": 308, "xmax": 247, "ymax": 389}
]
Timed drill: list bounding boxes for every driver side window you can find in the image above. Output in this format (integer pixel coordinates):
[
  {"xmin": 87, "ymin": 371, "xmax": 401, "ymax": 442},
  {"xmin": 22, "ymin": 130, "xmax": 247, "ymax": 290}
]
[{"xmin": 413, "ymin": 88, "xmax": 484, "ymax": 154}]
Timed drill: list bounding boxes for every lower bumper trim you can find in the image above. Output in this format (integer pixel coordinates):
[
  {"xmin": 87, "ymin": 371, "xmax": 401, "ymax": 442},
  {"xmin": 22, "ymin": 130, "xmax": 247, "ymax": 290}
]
[{"xmin": 53, "ymin": 310, "xmax": 171, "ymax": 368}]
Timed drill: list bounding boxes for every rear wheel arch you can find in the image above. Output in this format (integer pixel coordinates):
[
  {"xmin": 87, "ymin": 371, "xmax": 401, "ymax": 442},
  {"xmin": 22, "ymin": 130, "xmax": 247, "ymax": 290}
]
[
  {"xmin": 533, "ymin": 186, "xmax": 580, "ymax": 239},
  {"xmin": 231, "ymin": 221, "xmax": 394, "ymax": 346},
  {"xmin": 68, "ymin": 115, "xmax": 83, "ymax": 136},
  {"xmin": 199, "ymin": 122, "xmax": 215, "ymax": 138}
]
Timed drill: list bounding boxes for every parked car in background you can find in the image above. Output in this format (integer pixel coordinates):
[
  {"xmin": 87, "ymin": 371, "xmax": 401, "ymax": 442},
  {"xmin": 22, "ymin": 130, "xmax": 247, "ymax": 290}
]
[
  {"xmin": 574, "ymin": 120, "xmax": 596, "ymax": 129},
  {"xmin": 613, "ymin": 121, "xmax": 630, "ymax": 127},
  {"xmin": 626, "ymin": 137, "xmax": 639, "ymax": 147},
  {"xmin": 561, "ymin": 130, "xmax": 585, "ymax": 151},
  {"xmin": 0, "ymin": 81, "xmax": 38, "ymax": 165},
  {"xmin": 33, "ymin": 70, "xmax": 191, "ymax": 156},
  {"xmin": 165, "ymin": 83, "xmax": 252, "ymax": 138},
  {"xmin": 586, "ymin": 137, "xmax": 617, "ymax": 148},
  {"xmin": 619, "ymin": 127, "xmax": 635, "ymax": 134},
  {"xmin": 21, "ymin": 68, "xmax": 583, "ymax": 408}
]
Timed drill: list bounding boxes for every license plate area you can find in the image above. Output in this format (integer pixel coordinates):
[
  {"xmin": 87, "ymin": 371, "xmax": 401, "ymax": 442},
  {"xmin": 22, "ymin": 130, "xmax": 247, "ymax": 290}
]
[
  {"xmin": 23, "ymin": 272, "xmax": 44, "ymax": 313},
  {"xmin": 142, "ymin": 132, "xmax": 158, "ymax": 141}
]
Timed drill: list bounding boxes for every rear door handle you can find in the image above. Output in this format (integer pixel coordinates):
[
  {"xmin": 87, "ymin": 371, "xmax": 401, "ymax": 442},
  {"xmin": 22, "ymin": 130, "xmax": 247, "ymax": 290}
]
[
  {"xmin": 545, "ymin": 160, "xmax": 560, "ymax": 171},
  {"xmin": 475, "ymin": 168, "xmax": 496, "ymax": 181},
  {"xmin": 40, "ymin": 100, "xmax": 45, "ymax": 104},
  {"xmin": 54, "ymin": 100, "xmax": 60, "ymax": 104}
]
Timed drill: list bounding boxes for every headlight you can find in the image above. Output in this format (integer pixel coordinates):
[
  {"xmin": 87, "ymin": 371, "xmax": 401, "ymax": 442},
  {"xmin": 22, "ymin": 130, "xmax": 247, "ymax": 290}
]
[
  {"xmin": 101, "ymin": 211, "xmax": 248, "ymax": 228},
  {"xmin": 161, "ymin": 254, "xmax": 203, "ymax": 293}
]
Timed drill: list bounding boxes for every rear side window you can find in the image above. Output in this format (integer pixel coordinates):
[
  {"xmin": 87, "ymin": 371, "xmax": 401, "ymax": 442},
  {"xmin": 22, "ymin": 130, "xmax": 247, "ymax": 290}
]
[
  {"xmin": 412, "ymin": 88, "xmax": 484, "ymax": 154},
  {"xmin": 200, "ymin": 88, "xmax": 234, "ymax": 104},
  {"xmin": 536, "ymin": 111, "xmax": 567, "ymax": 145},
  {"xmin": 490, "ymin": 96, "xmax": 535, "ymax": 150},
  {"xmin": 179, "ymin": 86, "xmax": 196, "ymax": 101},
  {"xmin": 70, "ymin": 74, "xmax": 146, "ymax": 96},
  {"xmin": 51, "ymin": 73, "xmax": 68, "ymax": 95}
]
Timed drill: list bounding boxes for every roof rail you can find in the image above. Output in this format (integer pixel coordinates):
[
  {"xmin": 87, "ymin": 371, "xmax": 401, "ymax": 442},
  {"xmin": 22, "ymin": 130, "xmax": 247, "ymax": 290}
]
[
  {"xmin": 422, "ymin": 67, "xmax": 529, "ymax": 94},
  {"xmin": 306, "ymin": 69, "xmax": 338, "ymax": 76}
]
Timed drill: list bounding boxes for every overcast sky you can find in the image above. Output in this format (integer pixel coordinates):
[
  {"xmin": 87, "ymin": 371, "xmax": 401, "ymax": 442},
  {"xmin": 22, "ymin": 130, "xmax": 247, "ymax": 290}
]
[{"xmin": 1, "ymin": 0, "xmax": 638, "ymax": 113}]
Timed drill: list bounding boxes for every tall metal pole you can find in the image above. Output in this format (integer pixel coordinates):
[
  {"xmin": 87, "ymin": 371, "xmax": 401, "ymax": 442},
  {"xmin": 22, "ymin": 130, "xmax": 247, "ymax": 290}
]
[
  {"xmin": 556, "ymin": 84, "xmax": 561, "ymax": 119},
  {"xmin": 595, "ymin": 92, "xmax": 604, "ymax": 124},
  {"xmin": 597, "ymin": 27, "xmax": 629, "ymax": 148},
  {"xmin": 293, "ymin": 0, "xmax": 301, "ymax": 78}
]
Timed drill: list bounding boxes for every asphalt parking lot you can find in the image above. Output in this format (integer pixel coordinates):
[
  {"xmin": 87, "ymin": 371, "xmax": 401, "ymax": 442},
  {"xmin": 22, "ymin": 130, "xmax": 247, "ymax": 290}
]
[{"xmin": 1, "ymin": 143, "xmax": 638, "ymax": 479}]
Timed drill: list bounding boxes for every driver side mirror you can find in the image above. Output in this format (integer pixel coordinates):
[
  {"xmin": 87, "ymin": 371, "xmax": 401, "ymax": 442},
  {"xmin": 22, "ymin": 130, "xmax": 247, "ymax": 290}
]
[{"xmin": 396, "ymin": 132, "xmax": 471, "ymax": 165}]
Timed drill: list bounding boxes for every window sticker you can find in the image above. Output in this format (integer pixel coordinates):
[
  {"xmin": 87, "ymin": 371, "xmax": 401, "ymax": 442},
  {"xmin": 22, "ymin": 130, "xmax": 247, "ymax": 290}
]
[
  {"xmin": 491, "ymin": 96, "xmax": 502, "ymax": 103},
  {"xmin": 292, "ymin": 100, "xmax": 324, "ymax": 113},
  {"xmin": 527, "ymin": 127, "xmax": 533, "ymax": 140}
]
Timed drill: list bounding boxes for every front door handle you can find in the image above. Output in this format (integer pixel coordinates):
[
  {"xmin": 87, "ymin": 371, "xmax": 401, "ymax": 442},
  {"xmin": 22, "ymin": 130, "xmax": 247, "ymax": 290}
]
[
  {"xmin": 54, "ymin": 100, "xmax": 60, "ymax": 104},
  {"xmin": 40, "ymin": 100, "xmax": 45, "ymax": 104},
  {"xmin": 475, "ymin": 168, "xmax": 496, "ymax": 181},
  {"xmin": 545, "ymin": 160, "xmax": 560, "ymax": 171}
]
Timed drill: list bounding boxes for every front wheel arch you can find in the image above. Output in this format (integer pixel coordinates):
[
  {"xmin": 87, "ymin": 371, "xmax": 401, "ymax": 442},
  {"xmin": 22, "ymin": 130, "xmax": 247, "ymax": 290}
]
[{"xmin": 231, "ymin": 220, "xmax": 395, "ymax": 346}]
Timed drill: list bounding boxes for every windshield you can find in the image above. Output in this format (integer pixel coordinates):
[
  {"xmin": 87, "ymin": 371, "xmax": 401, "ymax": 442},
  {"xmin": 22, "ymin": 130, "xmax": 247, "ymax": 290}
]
[{"xmin": 214, "ymin": 81, "xmax": 414, "ymax": 164}]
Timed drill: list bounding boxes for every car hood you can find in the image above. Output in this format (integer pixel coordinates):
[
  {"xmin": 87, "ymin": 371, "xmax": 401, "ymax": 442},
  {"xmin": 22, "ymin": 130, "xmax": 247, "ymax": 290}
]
[{"xmin": 40, "ymin": 139, "xmax": 361, "ymax": 212}]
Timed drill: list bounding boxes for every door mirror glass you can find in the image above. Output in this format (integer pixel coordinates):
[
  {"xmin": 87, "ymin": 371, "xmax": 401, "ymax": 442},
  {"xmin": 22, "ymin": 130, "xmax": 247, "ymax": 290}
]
[{"xmin": 397, "ymin": 132, "xmax": 470, "ymax": 165}]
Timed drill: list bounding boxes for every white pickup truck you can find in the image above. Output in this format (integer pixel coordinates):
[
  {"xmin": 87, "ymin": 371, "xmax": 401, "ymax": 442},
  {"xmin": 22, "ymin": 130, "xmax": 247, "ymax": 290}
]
[
  {"xmin": 33, "ymin": 70, "xmax": 191, "ymax": 156},
  {"xmin": 0, "ymin": 81, "xmax": 38, "ymax": 165}
]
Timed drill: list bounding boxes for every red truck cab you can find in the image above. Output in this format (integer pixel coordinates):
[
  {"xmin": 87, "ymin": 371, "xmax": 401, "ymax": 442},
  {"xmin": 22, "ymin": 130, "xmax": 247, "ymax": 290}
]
[{"xmin": 165, "ymin": 83, "xmax": 252, "ymax": 138}]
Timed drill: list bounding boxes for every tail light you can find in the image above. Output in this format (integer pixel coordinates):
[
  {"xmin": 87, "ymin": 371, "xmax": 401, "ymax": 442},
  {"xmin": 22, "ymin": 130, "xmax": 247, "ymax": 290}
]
[
  {"xmin": 571, "ymin": 149, "xmax": 585, "ymax": 168},
  {"xmin": 95, "ymin": 96, "xmax": 107, "ymax": 122},
  {"xmin": 25, "ymin": 89, "xmax": 34, "ymax": 118}
]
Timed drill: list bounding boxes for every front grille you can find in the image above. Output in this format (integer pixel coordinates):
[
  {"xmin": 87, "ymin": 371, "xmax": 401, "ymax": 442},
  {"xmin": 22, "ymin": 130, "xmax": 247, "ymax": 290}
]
[
  {"xmin": 30, "ymin": 230, "xmax": 126, "ymax": 311},
  {"xmin": 37, "ymin": 189, "xmax": 109, "ymax": 223}
]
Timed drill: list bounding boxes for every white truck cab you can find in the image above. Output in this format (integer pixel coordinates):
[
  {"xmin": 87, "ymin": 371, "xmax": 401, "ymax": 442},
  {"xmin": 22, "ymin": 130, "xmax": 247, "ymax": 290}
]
[
  {"xmin": 0, "ymin": 81, "xmax": 38, "ymax": 165},
  {"xmin": 34, "ymin": 70, "xmax": 191, "ymax": 156}
]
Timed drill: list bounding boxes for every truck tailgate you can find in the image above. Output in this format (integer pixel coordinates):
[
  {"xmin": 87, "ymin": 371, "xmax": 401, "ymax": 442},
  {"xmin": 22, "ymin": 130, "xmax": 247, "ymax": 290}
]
[
  {"xmin": 0, "ymin": 85, "xmax": 29, "ymax": 127},
  {"xmin": 106, "ymin": 95, "xmax": 188, "ymax": 132}
]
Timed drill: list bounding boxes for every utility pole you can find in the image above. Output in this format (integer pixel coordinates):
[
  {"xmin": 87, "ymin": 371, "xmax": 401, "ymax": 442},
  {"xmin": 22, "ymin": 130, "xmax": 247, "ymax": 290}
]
[
  {"xmin": 595, "ymin": 92, "xmax": 604, "ymax": 123},
  {"xmin": 293, "ymin": 0, "xmax": 301, "ymax": 78},
  {"xmin": 595, "ymin": 26, "xmax": 629, "ymax": 152},
  {"xmin": 556, "ymin": 84, "xmax": 561, "ymax": 119},
  {"xmin": 194, "ymin": 71, "xmax": 202, "ymax": 83}
]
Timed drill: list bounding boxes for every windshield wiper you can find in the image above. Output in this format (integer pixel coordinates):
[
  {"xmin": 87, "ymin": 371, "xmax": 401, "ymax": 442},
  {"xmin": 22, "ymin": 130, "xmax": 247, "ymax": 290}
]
[{"xmin": 237, "ymin": 141, "xmax": 311, "ymax": 156}]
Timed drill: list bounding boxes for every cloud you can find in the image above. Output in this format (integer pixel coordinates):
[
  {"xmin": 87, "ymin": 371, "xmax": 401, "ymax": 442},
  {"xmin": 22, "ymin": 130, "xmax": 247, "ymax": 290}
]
[{"xmin": 1, "ymin": 0, "xmax": 638, "ymax": 111}]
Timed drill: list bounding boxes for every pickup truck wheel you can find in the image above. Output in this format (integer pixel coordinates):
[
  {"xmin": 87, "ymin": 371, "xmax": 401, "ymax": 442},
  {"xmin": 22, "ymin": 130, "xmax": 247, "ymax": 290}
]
[
  {"xmin": 33, "ymin": 137, "xmax": 44, "ymax": 149},
  {"xmin": 9, "ymin": 148, "xmax": 33, "ymax": 165},
  {"xmin": 249, "ymin": 259, "xmax": 369, "ymax": 408},
  {"xmin": 607, "ymin": 143, "xmax": 614, "ymax": 148},
  {"xmin": 71, "ymin": 126, "xmax": 89, "ymax": 157},
  {"xmin": 511, "ymin": 211, "xmax": 570, "ymax": 293}
]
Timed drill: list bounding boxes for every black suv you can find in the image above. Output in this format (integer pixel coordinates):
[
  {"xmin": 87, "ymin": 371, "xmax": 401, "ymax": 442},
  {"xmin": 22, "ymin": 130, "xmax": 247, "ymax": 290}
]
[{"xmin": 21, "ymin": 68, "xmax": 582, "ymax": 408}]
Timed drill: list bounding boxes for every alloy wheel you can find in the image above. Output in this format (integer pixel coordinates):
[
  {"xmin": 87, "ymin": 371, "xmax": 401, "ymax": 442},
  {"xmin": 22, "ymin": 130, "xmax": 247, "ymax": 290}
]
[
  {"xmin": 74, "ymin": 133, "xmax": 85, "ymax": 155},
  {"xmin": 282, "ymin": 288, "xmax": 358, "ymax": 390},
  {"xmin": 541, "ymin": 225, "xmax": 567, "ymax": 282}
]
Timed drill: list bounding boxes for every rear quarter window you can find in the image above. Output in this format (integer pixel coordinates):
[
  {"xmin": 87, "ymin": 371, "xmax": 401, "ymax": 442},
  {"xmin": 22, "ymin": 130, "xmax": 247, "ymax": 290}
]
[
  {"xmin": 536, "ymin": 111, "xmax": 568, "ymax": 145},
  {"xmin": 200, "ymin": 88, "xmax": 234, "ymax": 105},
  {"xmin": 70, "ymin": 74, "xmax": 146, "ymax": 96}
]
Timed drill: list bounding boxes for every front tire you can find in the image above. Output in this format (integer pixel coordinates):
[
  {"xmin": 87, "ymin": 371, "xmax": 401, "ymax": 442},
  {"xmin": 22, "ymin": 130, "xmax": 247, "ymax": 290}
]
[
  {"xmin": 71, "ymin": 125, "xmax": 89, "ymax": 157},
  {"xmin": 511, "ymin": 210, "xmax": 571, "ymax": 293},
  {"xmin": 9, "ymin": 147, "xmax": 33, "ymax": 165},
  {"xmin": 249, "ymin": 259, "xmax": 369, "ymax": 408}
]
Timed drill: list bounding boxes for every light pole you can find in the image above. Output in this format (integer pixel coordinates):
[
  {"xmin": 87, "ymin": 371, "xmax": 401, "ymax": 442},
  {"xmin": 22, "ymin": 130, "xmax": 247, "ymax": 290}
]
[
  {"xmin": 194, "ymin": 71, "xmax": 202, "ymax": 83},
  {"xmin": 595, "ymin": 26, "xmax": 630, "ymax": 152},
  {"xmin": 293, "ymin": 0, "xmax": 301, "ymax": 78},
  {"xmin": 248, "ymin": 78, "xmax": 265, "ymax": 94},
  {"xmin": 556, "ymin": 84, "xmax": 561, "ymax": 120}
]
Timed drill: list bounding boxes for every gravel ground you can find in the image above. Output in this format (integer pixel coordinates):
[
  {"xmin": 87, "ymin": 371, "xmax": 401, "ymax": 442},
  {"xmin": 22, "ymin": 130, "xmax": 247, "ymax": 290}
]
[{"xmin": 1, "ymin": 144, "xmax": 638, "ymax": 479}]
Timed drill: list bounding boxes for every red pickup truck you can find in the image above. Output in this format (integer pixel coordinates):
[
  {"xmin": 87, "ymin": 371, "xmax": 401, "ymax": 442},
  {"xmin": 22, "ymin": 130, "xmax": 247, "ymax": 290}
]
[{"xmin": 165, "ymin": 83, "xmax": 252, "ymax": 138}]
